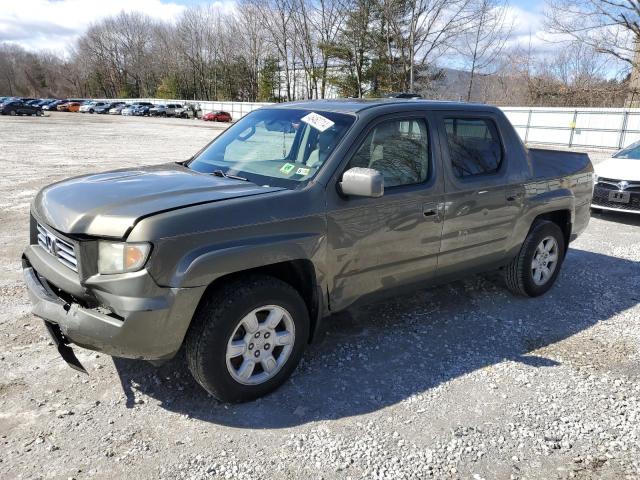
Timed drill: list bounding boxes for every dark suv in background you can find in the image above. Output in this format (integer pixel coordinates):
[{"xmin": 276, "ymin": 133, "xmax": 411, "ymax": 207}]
[{"xmin": 1, "ymin": 100, "xmax": 43, "ymax": 116}]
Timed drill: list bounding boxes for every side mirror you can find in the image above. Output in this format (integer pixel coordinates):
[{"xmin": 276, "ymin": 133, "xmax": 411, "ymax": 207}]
[{"xmin": 340, "ymin": 167, "xmax": 384, "ymax": 198}]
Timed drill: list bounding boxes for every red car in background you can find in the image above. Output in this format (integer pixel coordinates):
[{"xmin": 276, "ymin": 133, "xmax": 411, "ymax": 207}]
[{"xmin": 203, "ymin": 110, "xmax": 232, "ymax": 122}]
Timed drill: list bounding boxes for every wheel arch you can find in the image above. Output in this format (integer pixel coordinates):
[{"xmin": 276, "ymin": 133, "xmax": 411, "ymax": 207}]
[
  {"xmin": 532, "ymin": 209, "xmax": 572, "ymax": 252},
  {"xmin": 194, "ymin": 259, "xmax": 322, "ymax": 343}
]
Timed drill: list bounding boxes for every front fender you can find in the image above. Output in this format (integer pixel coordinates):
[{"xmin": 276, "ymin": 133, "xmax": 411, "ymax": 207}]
[{"xmin": 171, "ymin": 232, "xmax": 326, "ymax": 288}]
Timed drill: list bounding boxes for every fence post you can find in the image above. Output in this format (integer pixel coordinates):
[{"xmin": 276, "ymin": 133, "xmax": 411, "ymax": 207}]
[
  {"xmin": 618, "ymin": 110, "xmax": 629, "ymax": 149},
  {"xmin": 524, "ymin": 109, "xmax": 532, "ymax": 144},
  {"xmin": 568, "ymin": 110, "xmax": 578, "ymax": 148}
]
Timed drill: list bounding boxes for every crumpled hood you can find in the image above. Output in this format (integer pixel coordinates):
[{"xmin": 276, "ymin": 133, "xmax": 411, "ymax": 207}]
[
  {"xmin": 33, "ymin": 163, "xmax": 284, "ymax": 238},
  {"xmin": 595, "ymin": 158, "xmax": 640, "ymax": 182}
]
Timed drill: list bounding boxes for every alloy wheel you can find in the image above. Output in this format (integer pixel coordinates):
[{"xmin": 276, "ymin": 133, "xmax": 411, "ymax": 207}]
[
  {"xmin": 225, "ymin": 305, "xmax": 295, "ymax": 385},
  {"xmin": 531, "ymin": 236, "xmax": 559, "ymax": 286}
]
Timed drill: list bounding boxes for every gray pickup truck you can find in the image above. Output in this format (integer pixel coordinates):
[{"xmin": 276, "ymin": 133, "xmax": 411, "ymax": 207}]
[{"xmin": 22, "ymin": 99, "xmax": 594, "ymax": 402}]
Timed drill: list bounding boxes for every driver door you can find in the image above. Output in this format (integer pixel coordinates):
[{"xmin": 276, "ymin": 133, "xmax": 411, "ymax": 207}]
[{"xmin": 326, "ymin": 114, "xmax": 445, "ymax": 311}]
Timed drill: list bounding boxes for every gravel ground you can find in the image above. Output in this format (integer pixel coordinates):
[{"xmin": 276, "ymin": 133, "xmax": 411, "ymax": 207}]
[{"xmin": 1, "ymin": 112, "xmax": 639, "ymax": 480}]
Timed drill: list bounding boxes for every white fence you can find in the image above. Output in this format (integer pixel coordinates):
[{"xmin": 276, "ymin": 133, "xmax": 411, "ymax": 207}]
[
  {"xmin": 500, "ymin": 107, "xmax": 640, "ymax": 150},
  {"xmin": 101, "ymin": 98, "xmax": 639, "ymax": 151}
]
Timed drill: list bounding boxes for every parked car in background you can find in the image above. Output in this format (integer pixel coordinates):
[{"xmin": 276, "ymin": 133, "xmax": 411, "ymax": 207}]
[
  {"xmin": 149, "ymin": 103, "xmax": 191, "ymax": 118},
  {"xmin": 22, "ymin": 99, "xmax": 594, "ymax": 402},
  {"xmin": 109, "ymin": 103, "xmax": 128, "ymax": 115},
  {"xmin": 121, "ymin": 105, "xmax": 135, "ymax": 116},
  {"xmin": 57, "ymin": 101, "xmax": 83, "ymax": 112},
  {"xmin": 67, "ymin": 102, "xmax": 82, "ymax": 113},
  {"xmin": 132, "ymin": 102, "xmax": 154, "ymax": 116},
  {"xmin": 173, "ymin": 104, "xmax": 192, "ymax": 118},
  {"xmin": 122, "ymin": 102, "xmax": 154, "ymax": 116},
  {"xmin": 203, "ymin": 110, "xmax": 232, "ymax": 122},
  {"xmin": 95, "ymin": 102, "xmax": 124, "ymax": 114},
  {"xmin": 1, "ymin": 100, "xmax": 43, "ymax": 116},
  {"xmin": 592, "ymin": 140, "xmax": 640, "ymax": 214},
  {"xmin": 149, "ymin": 104, "xmax": 169, "ymax": 116},
  {"xmin": 42, "ymin": 100, "xmax": 64, "ymax": 111},
  {"xmin": 79, "ymin": 101, "xmax": 111, "ymax": 114}
]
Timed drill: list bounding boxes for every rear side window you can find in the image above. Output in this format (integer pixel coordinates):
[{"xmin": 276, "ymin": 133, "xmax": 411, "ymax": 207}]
[{"xmin": 444, "ymin": 118, "xmax": 503, "ymax": 178}]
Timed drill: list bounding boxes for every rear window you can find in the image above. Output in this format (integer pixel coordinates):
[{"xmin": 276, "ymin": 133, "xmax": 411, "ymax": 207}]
[{"xmin": 444, "ymin": 118, "xmax": 503, "ymax": 178}]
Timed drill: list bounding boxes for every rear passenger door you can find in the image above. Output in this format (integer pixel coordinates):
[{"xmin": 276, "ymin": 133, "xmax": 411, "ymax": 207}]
[{"xmin": 435, "ymin": 113, "xmax": 523, "ymax": 274}]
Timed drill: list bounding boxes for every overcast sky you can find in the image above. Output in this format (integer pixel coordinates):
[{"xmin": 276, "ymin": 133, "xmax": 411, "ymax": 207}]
[{"xmin": 0, "ymin": 0, "xmax": 554, "ymax": 57}]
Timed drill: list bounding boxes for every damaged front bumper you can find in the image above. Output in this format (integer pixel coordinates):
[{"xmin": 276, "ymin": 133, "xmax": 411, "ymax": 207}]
[{"xmin": 23, "ymin": 245, "xmax": 205, "ymax": 369}]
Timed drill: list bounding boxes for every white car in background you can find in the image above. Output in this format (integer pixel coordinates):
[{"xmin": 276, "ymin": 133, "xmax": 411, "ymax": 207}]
[
  {"xmin": 592, "ymin": 140, "xmax": 640, "ymax": 214},
  {"xmin": 79, "ymin": 101, "xmax": 109, "ymax": 113}
]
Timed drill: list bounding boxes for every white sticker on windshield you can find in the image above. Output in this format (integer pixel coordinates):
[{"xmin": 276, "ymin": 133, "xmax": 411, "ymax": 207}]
[{"xmin": 301, "ymin": 112, "xmax": 335, "ymax": 132}]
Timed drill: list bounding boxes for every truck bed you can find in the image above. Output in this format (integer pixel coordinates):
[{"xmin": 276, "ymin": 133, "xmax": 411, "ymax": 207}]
[{"xmin": 528, "ymin": 148, "xmax": 592, "ymax": 180}]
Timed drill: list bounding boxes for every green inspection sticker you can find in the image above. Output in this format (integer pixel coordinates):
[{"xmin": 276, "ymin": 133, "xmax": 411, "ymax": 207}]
[{"xmin": 280, "ymin": 163, "xmax": 295, "ymax": 175}]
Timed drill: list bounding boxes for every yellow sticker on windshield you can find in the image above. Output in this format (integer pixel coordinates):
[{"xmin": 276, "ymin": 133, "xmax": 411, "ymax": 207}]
[
  {"xmin": 296, "ymin": 167, "xmax": 310, "ymax": 176},
  {"xmin": 280, "ymin": 163, "xmax": 295, "ymax": 175}
]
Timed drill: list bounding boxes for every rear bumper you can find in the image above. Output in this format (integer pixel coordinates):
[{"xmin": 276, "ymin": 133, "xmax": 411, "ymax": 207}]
[{"xmin": 23, "ymin": 247, "xmax": 205, "ymax": 360}]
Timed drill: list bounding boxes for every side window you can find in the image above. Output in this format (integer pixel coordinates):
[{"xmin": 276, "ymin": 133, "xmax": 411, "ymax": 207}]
[
  {"xmin": 444, "ymin": 118, "xmax": 503, "ymax": 178},
  {"xmin": 347, "ymin": 118, "xmax": 429, "ymax": 188}
]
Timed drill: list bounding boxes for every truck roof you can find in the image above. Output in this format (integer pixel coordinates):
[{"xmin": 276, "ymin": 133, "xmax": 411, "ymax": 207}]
[{"xmin": 269, "ymin": 98, "xmax": 499, "ymax": 115}]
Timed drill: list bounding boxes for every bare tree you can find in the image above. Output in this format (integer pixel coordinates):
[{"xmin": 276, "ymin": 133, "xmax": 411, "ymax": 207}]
[
  {"xmin": 309, "ymin": 0, "xmax": 346, "ymax": 98},
  {"xmin": 234, "ymin": 4, "xmax": 269, "ymax": 101},
  {"xmin": 459, "ymin": 0, "xmax": 512, "ymax": 101},
  {"xmin": 545, "ymin": 0, "xmax": 640, "ymax": 69},
  {"xmin": 243, "ymin": 0, "xmax": 296, "ymax": 101}
]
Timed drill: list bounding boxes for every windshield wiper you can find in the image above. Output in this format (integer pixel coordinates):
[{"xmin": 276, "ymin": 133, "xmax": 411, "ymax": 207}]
[{"xmin": 211, "ymin": 170, "xmax": 248, "ymax": 182}]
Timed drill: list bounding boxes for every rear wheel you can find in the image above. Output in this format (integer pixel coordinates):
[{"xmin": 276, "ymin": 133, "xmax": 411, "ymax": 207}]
[
  {"xmin": 505, "ymin": 220, "xmax": 566, "ymax": 297},
  {"xmin": 185, "ymin": 275, "xmax": 309, "ymax": 403},
  {"xmin": 9, "ymin": 110, "xmax": 16, "ymax": 116}
]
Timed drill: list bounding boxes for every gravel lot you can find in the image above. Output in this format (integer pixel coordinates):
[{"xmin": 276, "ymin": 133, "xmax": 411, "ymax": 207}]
[{"xmin": 1, "ymin": 112, "xmax": 639, "ymax": 480}]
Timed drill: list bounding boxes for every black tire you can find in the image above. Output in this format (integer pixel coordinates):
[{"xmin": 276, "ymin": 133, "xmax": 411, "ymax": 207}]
[
  {"xmin": 36, "ymin": 110, "xmax": 42, "ymax": 116},
  {"xmin": 9, "ymin": 110, "xmax": 16, "ymax": 116},
  {"xmin": 185, "ymin": 275, "xmax": 310, "ymax": 403},
  {"xmin": 505, "ymin": 220, "xmax": 566, "ymax": 297},
  {"xmin": 89, "ymin": 109, "xmax": 94, "ymax": 114}
]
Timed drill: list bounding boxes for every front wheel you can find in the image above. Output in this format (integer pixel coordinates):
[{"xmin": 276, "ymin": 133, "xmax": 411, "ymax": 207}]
[
  {"xmin": 505, "ymin": 220, "xmax": 566, "ymax": 297},
  {"xmin": 185, "ymin": 275, "xmax": 309, "ymax": 403}
]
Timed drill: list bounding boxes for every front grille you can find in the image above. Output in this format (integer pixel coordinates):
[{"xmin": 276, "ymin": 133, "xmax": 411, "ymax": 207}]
[
  {"xmin": 592, "ymin": 185, "xmax": 640, "ymax": 212},
  {"xmin": 36, "ymin": 223, "xmax": 78, "ymax": 271},
  {"xmin": 597, "ymin": 177, "xmax": 640, "ymax": 192}
]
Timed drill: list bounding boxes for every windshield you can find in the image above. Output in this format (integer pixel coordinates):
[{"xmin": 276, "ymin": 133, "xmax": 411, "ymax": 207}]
[
  {"xmin": 614, "ymin": 141, "xmax": 640, "ymax": 160},
  {"xmin": 189, "ymin": 108, "xmax": 354, "ymax": 187}
]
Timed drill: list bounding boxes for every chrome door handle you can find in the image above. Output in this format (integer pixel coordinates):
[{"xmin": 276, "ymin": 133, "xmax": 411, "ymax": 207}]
[{"xmin": 422, "ymin": 203, "xmax": 442, "ymax": 221}]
